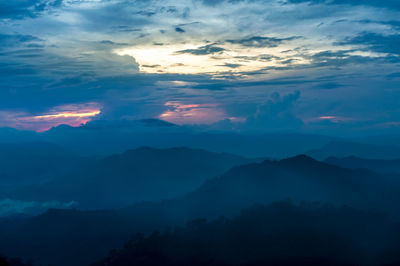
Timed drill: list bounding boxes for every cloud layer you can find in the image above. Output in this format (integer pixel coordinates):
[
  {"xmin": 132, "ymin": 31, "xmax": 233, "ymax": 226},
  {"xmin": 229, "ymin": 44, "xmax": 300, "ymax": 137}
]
[{"xmin": 0, "ymin": 0, "xmax": 399, "ymax": 134}]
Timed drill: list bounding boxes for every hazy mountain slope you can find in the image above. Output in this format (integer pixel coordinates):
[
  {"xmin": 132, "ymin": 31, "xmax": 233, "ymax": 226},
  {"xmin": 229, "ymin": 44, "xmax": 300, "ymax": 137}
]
[
  {"xmin": 123, "ymin": 155, "xmax": 400, "ymax": 221},
  {"xmin": 325, "ymin": 156, "xmax": 400, "ymax": 174},
  {"xmin": 306, "ymin": 141, "xmax": 400, "ymax": 160},
  {"xmin": 0, "ymin": 127, "xmax": 39, "ymax": 143},
  {"xmin": 11, "ymin": 147, "xmax": 256, "ymax": 208},
  {"xmin": 0, "ymin": 142, "xmax": 87, "ymax": 188}
]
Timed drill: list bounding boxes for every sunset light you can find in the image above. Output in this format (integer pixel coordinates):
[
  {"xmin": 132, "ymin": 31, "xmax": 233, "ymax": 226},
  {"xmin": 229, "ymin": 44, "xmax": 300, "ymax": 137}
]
[
  {"xmin": 10, "ymin": 103, "xmax": 101, "ymax": 132},
  {"xmin": 114, "ymin": 42, "xmax": 305, "ymax": 76}
]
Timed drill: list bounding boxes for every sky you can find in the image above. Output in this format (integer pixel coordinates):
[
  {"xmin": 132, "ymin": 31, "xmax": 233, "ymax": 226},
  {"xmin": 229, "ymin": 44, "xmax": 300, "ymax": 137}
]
[{"xmin": 0, "ymin": 0, "xmax": 399, "ymax": 134}]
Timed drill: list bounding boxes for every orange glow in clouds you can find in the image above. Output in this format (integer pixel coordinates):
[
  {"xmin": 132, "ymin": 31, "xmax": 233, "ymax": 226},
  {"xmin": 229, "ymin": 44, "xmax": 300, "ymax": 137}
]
[
  {"xmin": 32, "ymin": 110, "xmax": 100, "ymax": 120},
  {"xmin": 316, "ymin": 116, "xmax": 352, "ymax": 123},
  {"xmin": 15, "ymin": 103, "xmax": 101, "ymax": 132},
  {"xmin": 319, "ymin": 116, "xmax": 337, "ymax": 120}
]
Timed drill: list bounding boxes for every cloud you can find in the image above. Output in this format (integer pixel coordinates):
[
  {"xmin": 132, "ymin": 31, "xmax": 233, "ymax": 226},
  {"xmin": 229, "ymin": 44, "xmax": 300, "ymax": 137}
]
[
  {"xmin": 226, "ymin": 36, "xmax": 299, "ymax": 48},
  {"xmin": 0, "ymin": 35, "xmax": 141, "ymax": 112},
  {"xmin": 175, "ymin": 27, "xmax": 185, "ymax": 33},
  {"xmin": 98, "ymin": 40, "xmax": 129, "ymax": 46},
  {"xmin": 0, "ymin": 33, "xmax": 42, "ymax": 44},
  {"xmin": 0, "ymin": 0, "xmax": 63, "ymax": 19},
  {"xmin": 175, "ymin": 44, "xmax": 225, "ymax": 55},
  {"xmin": 314, "ymin": 82, "xmax": 343, "ymax": 90},
  {"xmin": 0, "ymin": 34, "xmax": 43, "ymax": 53},
  {"xmin": 199, "ymin": 0, "xmax": 253, "ymax": 6},
  {"xmin": 339, "ymin": 33, "xmax": 400, "ymax": 56},
  {"xmin": 222, "ymin": 63, "xmax": 242, "ymax": 68},
  {"xmin": 387, "ymin": 72, "xmax": 400, "ymax": 80},
  {"xmin": 287, "ymin": 0, "xmax": 400, "ymax": 10},
  {"xmin": 159, "ymin": 101, "xmax": 227, "ymax": 124},
  {"xmin": 297, "ymin": 49, "xmax": 394, "ymax": 69},
  {"xmin": 244, "ymin": 91, "xmax": 303, "ymax": 131},
  {"xmin": 0, "ymin": 102, "xmax": 101, "ymax": 132},
  {"xmin": 0, "ymin": 0, "xmax": 399, "ymax": 135}
]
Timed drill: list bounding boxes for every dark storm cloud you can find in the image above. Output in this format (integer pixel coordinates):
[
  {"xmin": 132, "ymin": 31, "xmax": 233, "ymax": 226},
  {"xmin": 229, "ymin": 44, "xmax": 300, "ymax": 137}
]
[{"xmin": 175, "ymin": 44, "xmax": 225, "ymax": 55}]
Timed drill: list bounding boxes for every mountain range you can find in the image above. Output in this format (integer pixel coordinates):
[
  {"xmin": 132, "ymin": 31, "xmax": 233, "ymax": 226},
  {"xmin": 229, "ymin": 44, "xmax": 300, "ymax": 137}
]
[
  {"xmin": 1, "ymin": 154, "xmax": 400, "ymax": 265},
  {"xmin": 5, "ymin": 147, "xmax": 257, "ymax": 209}
]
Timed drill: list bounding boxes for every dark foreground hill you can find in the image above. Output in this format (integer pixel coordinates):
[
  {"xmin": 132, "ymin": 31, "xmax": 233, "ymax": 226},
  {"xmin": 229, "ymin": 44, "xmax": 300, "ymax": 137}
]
[
  {"xmin": 0, "ymin": 254, "xmax": 32, "ymax": 266},
  {"xmin": 1, "ymin": 155, "xmax": 400, "ymax": 265},
  {"xmin": 10, "ymin": 147, "xmax": 256, "ymax": 209},
  {"xmin": 94, "ymin": 202, "xmax": 400, "ymax": 266}
]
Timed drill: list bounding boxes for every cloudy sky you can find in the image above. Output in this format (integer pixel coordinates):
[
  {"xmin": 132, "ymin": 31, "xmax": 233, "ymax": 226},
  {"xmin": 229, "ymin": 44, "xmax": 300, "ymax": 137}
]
[{"xmin": 1, "ymin": 0, "xmax": 399, "ymax": 134}]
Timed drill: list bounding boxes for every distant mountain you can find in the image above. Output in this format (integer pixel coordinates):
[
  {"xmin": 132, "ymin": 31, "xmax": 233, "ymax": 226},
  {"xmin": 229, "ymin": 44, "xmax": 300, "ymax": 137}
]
[
  {"xmin": 6, "ymin": 122, "xmax": 400, "ymax": 160},
  {"xmin": 325, "ymin": 156, "xmax": 400, "ymax": 174},
  {"xmin": 39, "ymin": 121, "xmax": 337, "ymax": 157},
  {"xmin": 123, "ymin": 155, "xmax": 400, "ymax": 221},
  {"xmin": 11, "ymin": 147, "xmax": 256, "ymax": 208},
  {"xmin": 0, "ymin": 142, "xmax": 87, "ymax": 188},
  {"xmin": 138, "ymin": 118, "xmax": 177, "ymax": 127},
  {"xmin": 0, "ymin": 127, "xmax": 39, "ymax": 143},
  {"xmin": 306, "ymin": 141, "xmax": 400, "ymax": 160}
]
